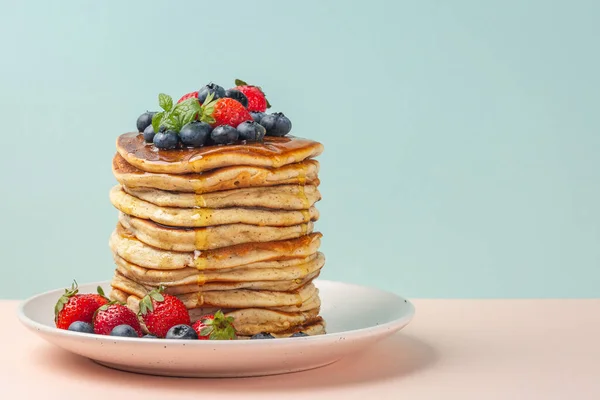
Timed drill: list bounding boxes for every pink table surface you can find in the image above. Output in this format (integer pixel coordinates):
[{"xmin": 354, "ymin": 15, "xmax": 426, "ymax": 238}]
[{"xmin": 2, "ymin": 299, "xmax": 599, "ymax": 400}]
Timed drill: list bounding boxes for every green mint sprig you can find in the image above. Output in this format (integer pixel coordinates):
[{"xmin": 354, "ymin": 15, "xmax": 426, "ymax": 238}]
[{"xmin": 151, "ymin": 92, "xmax": 218, "ymax": 133}]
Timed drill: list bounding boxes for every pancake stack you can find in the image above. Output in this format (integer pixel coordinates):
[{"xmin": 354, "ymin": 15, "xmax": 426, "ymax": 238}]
[{"xmin": 107, "ymin": 132, "xmax": 326, "ymax": 338}]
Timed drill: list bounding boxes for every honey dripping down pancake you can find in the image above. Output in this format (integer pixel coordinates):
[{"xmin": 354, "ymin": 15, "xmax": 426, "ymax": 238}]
[{"xmin": 104, "ymin": 82, "xmax": 325, "ymax": 339}]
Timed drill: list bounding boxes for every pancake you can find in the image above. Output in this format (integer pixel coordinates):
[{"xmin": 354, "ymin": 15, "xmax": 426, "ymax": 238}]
[
  {"xmin": 113, "ymin": 252, "xmax": 325, "ymax": 286},
  {"xmin": 122, "ymin": 184, "xmax": 321, "ymax": 210},
  {"xmin": 119, "ymin": 213, "xmax": 315, "ymax": 251},
  {"xmin": 111, "ymin": 272, "xmax": 318, "ymax": 309},
  {"xmin": 110, "ymin": 224, "xmax": 322, "ymax": 270},
  {"xmin": 113, "ymin": 153, "xmax": 320, "ymax": 194},
  {"xmin": 117, "ymin": 132, "xmax": 324, "ymax": 174},
  {"xmin": 110, "ymin": 185, "xmax": 319, "ymax": 227},
  {"xmin": 111, "ymin": 287, "xmax": 325, "ymax": 337}
]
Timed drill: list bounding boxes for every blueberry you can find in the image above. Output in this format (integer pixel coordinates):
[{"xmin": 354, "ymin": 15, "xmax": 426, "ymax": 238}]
[
  {"xmin": 143, "ymin": 124, "xmax": 156, "ymax": 143},
  {"xmin": 180, "ymin": 121, "xmax": 212, "ymax": 147},
  {"xmin": 136, "ymin": 112, "xmax": 156, "ymax": 132},
  {"xmin": 260, "ymin": 112, "xmax": 292, "ymax": 137},
  {"xmin": 67, "ymin": 321, "xmax": 94, "ymax": 334},
  {"xmin": 143, "ymin": 334, "xmax": 157, "ymax": 339},
  {"xmin": 210, "ymin": 125, "xmax": 239, "ymax": 145},
  {"xmin": 166, "ymin": 324, "xmax": 198, "ymax": 340},
  {"xmin": 153, "ymin": 130, "xmax": 179, "ymax": 150},
  {"xmin": 250, "ymin": 332, "xmax": 275, "ymax": 339},
  {"xmin": 250, "ymin": 112, "xmax": 265, "ymax": 123},
  {"xmin": 224, "ymin": 89, "xmax": 248, "ymax": 108},
  {"xmin": 291, "ymin": 332, "xmax": 309, "ymax": 338},
  {"xmin": 110, "ymin": 324, "xmax": 139, "ymax": 337},
  {"xmin": 237, "ymin": 121, "xmax": 266, "ymax": 142},
  {"xmin": 198, "ymin": 83, "xmax": 226, "ymax": 104}
]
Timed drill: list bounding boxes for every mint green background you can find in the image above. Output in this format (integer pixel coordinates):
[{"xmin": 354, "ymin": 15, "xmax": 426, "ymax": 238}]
[{"xmin": 1, "ymin": 0, "xmax": 598, "ymax": 299}]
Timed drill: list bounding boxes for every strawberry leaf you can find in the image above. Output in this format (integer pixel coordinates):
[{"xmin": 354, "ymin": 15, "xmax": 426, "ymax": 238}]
[
  {"xmin": 54, "ymin": 280, "xmax": 79, "ymax": 320},
  {"xmin": 97, "ymin": 286, "xmax": 106, "ymax": 297},
  {"xmin": 150, "ymin": 292, "xmax": 164, "ymax": 302},
  {"xmin": 199, "ymin": 327, "xmax": 213, "ymax": 336},
  {"xmin": 234, "ymin": 79, "xmax": 248, "ymax": 86}
]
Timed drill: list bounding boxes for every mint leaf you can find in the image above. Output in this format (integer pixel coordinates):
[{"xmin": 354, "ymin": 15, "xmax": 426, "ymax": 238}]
[
  {"xmin": 158, "ymin": 93, "xmax": 173, "ymax": 111},
  {"xmin": 176, "ymin": 98, "xmax": 202, "ymax": 127},
  {"xmin": 234, "ymin": 79, "xmax": 248, "ymax": 86},
  {"xmin": 152, "ymin": 111, "xmax": 164, "ymax": 133}
]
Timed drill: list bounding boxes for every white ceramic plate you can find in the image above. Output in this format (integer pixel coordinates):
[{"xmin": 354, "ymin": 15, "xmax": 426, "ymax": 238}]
[{"xmin": 18, "ymin": 279, "xmax": 415, "ymax": 378}]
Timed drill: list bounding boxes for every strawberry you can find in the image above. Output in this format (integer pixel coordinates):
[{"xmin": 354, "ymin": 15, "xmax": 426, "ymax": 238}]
[
  {"xmin": 138, "ymin": 285, "xmax": 190, "ymax": 338},
  {"xmin": 177, "ymin": 91, "xmax": 199, "ymax": 104},
  {"xmin": 192, "ymin": 311, "xmax": 237, "ymax": 340},
  {"xmin": 54, "ymin": 281, "xmax": 109, "ymax": 330},
  {"xmin": 93, "ymin": 302, "xmax": 142, "ymax": 337},
  {"xmin": 207, "ymin": 98, "xmax": 252, "ymax": 128},
  {"xmin": 233, "ymin": 79, "xmax": 271, "ymax": 112}
]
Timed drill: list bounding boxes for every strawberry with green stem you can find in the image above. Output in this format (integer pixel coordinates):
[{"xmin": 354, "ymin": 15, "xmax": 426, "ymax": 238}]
[
  {"xmin": 138, "ymin": 285, "xmax": 190, "ymax": 338},
  {"xmin": 192, "ymin": 310, "xmax": 237, "ymax": 340},
  {"xmin": 54, "ymin": 280, "xmax": 109, "ymax": 330},
  {"xmin": 232, "ymin": 78, "xmax": 271, "ymax": 113}
]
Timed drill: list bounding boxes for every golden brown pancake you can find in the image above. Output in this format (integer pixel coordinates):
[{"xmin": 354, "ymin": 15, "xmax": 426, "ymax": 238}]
[
  {"xmin": 116, "ymin": 132, "xmax": 324, "ymax": 174},
  {"xmin": 113, "ymin": 153, "xmax": 320, "ymax": 194},
  {"xmin": 110, "ymin": 185, "xmax": 319, "ymax": 228},
  {"xmin": 119, "ymin": 213, "xmax": 315, "ymax": 251},
  {"xmin": 112, "ymin": 252, "xmax": 325, "ymax": 287},
  {"xmin": 110, "ymin": 223, "xmax": 322, "ymax": 270},
  {"xmin": 122, "ymin": 184, "xmax": 321, "ymax": 210},
  {"xmin": 111, "ymin": 272, "xmax": 318, "ymax": 309}
]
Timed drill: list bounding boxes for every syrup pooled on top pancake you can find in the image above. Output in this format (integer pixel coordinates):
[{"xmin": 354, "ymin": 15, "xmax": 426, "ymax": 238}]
[{"xmin": 117, "ymin": 132, "xmax": 324, "ymax": 174}]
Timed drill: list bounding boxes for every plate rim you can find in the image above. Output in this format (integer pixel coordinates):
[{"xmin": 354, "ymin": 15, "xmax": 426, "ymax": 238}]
[{"xmin": 17, "ymin": 279, "xmax": 416, "ymax": 345}]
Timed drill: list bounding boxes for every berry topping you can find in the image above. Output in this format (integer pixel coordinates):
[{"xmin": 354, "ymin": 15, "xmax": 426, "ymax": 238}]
[
  {"xmin": 166, "ymin": 324, "xmax": 198, "ymax": 340},
  {"xmin": 233, "ymin": 79, "xmax": 271, "ymax": 112},
  {"xmin": 136, "ymin": 112, "xmax": 156, "ymax": 133},
  {"xmin": 177, "ymin": 91, "xmax": 199, "ymax": 104},
  {"xmin": 192, "ymin": 311, "xmax": 237, "ymax": 340},
  {"xmin": 198, "ymin": 83, "xmax": 226, "ymax": 104},
  {"xmin": 138, "ymin": 285, "xmax": 190, "ymax": 338},
  {"xmin": 143, "ymin": 124, "xmax": 156, "ymax": 143},
  {"xmin": 250, "ymin": 111, "xmax": 265, "ymax": 123},
  {"xmin": 153, "ymin": 130, "xmax": 180, "ymax": 150},
  {"xmin": 110, "ymin": 324, "xmax": 139, "ymax": 337},
  {"xmin": 179, "ymin": 121, "xmax": 212, "ymax": 147},
  {"xmin": 208, "ymin": 98, "xmax": 252, "ymax": 128},
  {"xmin": 251, "ymin": 332, "xmax": 275, "ymax": 339},
  {"xmin": 237, "ymin": 121, "xmax": 266, "ymax": 142},
  {"xmin": 291, "ymin": 332, "xmax": 309, "ymax": 338},
  {"xmin": 224, "ymin": 89, "xmax": 248, "ymax": 108},
  {"xmin": 67, "ymin": 321, "xmax": 94, "ymax": 334},
  {"xmin": 260, "ymin": 112, "xmax": 292, "ymax": 137},
  {"xmin": 93, "ymin": 303, "xmax": 142, "ymax": 337},
  {"xmin": 211, "ymin": 125, "xmax": 239, "ymax": 145},
  {"xmin": 54, "ymin": 281, "xmax": 109, "ymax": 330}
]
